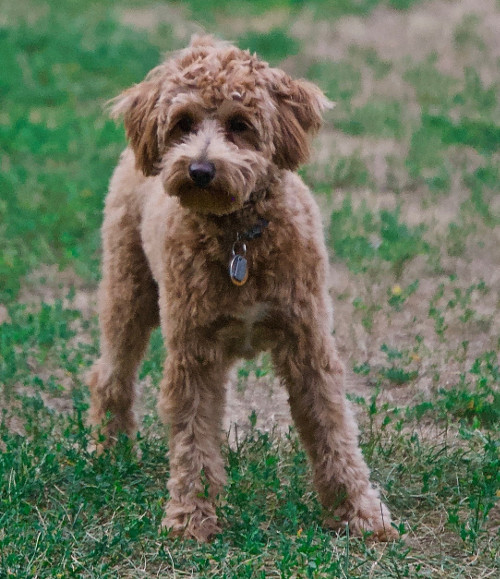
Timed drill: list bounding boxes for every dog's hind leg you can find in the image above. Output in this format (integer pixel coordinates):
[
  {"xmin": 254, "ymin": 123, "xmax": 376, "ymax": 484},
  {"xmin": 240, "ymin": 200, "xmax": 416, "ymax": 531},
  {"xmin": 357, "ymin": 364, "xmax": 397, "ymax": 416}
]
[
  {"xmin": 88, "ymin": 207, "xmax": 159, "ymax": 446},
  {"xmin": 273, "ymin": 332, "xmax": 398, "ymax": 541}
]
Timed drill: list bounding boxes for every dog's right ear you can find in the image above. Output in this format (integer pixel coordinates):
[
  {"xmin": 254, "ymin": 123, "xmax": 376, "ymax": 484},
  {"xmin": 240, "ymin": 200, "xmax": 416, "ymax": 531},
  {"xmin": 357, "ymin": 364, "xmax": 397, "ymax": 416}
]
[
  {"xmin": 110, "ymin": 81, "xmax": 162, "ymax": 176},
  {"xmin": 271, "ymin": 74, "xmax": 333, "ymax": 171}
]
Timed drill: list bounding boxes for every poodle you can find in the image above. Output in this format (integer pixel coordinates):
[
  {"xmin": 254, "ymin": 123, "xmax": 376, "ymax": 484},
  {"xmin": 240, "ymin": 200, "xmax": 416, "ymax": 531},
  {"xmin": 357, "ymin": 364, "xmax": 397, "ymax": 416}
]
[{"xmin": 88, "ymin": 35, "xmax": 398, "ymax": 542}]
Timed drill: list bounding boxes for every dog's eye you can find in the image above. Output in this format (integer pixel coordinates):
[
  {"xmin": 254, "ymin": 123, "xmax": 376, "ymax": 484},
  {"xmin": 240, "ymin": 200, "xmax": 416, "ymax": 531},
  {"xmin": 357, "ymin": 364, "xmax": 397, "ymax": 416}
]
[
  {"xmin": 174, "ymin": 115, "xmax": 195, "ymax": 134},
  {"xmin": 228, "ymin": 117, "xmax": 250, "ymax": 133}
]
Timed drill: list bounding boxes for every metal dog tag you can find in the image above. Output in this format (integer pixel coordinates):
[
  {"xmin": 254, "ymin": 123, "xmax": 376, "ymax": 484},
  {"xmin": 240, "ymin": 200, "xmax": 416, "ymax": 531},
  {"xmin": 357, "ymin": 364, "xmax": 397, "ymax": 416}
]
[{"xmin": 229, "ymin": 254, "xmax": 248, "ymax": 286}]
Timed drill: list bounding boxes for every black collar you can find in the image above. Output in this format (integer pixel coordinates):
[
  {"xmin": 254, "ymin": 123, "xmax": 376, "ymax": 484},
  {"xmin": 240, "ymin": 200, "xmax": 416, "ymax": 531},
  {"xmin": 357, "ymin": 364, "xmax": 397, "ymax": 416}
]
[
  {"xmin": 207, "ymin": 187, "xmax": 270, "ymax": 234},
  {"xmin": 238, "ymin": 217, "xmax": 269, "ymax": 241}
]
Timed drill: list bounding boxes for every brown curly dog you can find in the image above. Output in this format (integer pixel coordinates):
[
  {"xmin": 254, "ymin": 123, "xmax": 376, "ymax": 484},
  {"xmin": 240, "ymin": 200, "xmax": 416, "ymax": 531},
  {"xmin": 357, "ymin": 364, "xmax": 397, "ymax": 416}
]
[{"xmin": 88, "ymin": 35, "xmax": 398, "ymax": 542}]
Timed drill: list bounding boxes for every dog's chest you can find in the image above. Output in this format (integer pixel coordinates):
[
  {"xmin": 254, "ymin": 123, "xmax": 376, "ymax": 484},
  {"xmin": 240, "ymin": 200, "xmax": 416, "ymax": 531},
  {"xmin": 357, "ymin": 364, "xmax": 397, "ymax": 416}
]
[{"xmin": 213, "ymin": 302, "xmax": 276, "ymax": 359}]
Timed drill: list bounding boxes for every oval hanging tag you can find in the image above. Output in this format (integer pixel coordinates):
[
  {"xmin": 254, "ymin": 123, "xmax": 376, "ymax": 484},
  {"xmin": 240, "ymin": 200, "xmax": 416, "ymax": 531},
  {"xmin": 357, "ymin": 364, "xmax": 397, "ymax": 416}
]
[{"xmin": 229, "ymin": 254, "xmax": 248, "ymax": 286}]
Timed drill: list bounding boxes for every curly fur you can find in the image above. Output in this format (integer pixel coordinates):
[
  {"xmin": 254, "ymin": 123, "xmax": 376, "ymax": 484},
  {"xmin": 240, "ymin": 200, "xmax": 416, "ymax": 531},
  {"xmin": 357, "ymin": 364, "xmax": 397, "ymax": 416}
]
[{"xmin": 88, "ymin": 35, "xmax": 398, "ymax": 542}]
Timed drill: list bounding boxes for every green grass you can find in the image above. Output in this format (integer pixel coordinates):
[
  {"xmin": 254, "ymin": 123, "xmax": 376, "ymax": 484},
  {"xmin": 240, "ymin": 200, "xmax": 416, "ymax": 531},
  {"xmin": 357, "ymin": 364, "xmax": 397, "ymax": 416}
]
[
  {"xmin": 237, "ymin": 28, "xmax": 301, "ymax": 65},
  {"xmin": 173, "ymin": 0, "xmax": 416, "ymax": 22},
  {"xmin": 0, "ymin": 0, "xmax": 163, "ymax": 299},
  {"xmin": 329, "ymin": 198, "xmax": 430, "ymax": 277},
  {"xmin": 1, "ymin": 0, "xmax": 499, "ymax": 577},
  {"xmin": 334, "ymin": 100, "xmax": 405, "ymax": 139}
]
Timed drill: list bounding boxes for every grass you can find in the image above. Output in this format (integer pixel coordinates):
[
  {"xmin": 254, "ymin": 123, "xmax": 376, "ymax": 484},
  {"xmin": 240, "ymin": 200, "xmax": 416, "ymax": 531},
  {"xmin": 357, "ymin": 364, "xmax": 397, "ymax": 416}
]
[
  {"xmin": 329, "ymin": 199, "xmax": 430, "ymax": 278},
  {"xmin": 0, "ymin": 0, "xmax": 163, "ymax": 299},
  {"xmin": 1, "ymin": 0, "xmax": 499, "ymax": 577}
]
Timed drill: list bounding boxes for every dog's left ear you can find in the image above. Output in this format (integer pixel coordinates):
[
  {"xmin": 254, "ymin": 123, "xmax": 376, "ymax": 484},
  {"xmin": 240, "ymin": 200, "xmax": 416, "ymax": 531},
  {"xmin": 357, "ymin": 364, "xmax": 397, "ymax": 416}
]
[
  {"xmin": 271, "ymin": 74, "xmax": 333, "ymax": 171},
  {"xmin": 109, "ymin": 81, "xmax": 163, "ymax": 176}
]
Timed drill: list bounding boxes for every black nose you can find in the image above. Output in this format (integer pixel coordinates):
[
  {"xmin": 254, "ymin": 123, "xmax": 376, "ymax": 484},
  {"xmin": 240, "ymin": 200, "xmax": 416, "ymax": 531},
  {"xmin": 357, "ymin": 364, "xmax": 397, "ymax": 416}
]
[{"xmin": 188, "ymin": 161, "xmax": 216, "ymax": 188}]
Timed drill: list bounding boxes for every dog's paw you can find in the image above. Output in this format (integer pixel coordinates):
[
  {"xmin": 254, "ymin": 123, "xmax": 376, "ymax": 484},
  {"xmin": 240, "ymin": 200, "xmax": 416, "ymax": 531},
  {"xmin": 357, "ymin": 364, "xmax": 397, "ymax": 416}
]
[
  {"xmin": 161, "ymin": 499, "xmax": 221, "ymax": 542},
  {"xmin": 87, "ymin": 430, "xmax": 114, "ymax": 455},
  {"xmin": 325, "ymin": 489, "xmax": 399, "ymax": 542},
  {"xmin": 346, "ymin": 506, "xmax": 399, "ymax": 542}
]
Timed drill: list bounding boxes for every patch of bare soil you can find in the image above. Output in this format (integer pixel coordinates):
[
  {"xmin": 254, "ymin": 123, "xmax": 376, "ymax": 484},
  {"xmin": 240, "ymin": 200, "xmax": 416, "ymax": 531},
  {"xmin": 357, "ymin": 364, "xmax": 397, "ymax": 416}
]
[
  {"xmin": 19, "ymin": 264, "xmax": 96, "ymax": 317},
  {"xmin": 119, "ymin": 3, "xmax": 201, "ymax": 44},
  {"xmin": 8, "ymin": 266, "xmax": 97, "ymax": 420},
  {"xmin": 224, "ymin": 370, "xmax": 292, "ymax": 438},
  {"xmin": 0, "ymin": 304, "xmax": 11, "ymax": 325},
  {"xmin": 331, "ymin": 254, "xmax": 500, "ymax": 408},
  {"xmin": 214, "ymin": 8, "xmax": 291, "ymax": 36},
  {"xmin": 297, "ymin": 0, "xmax": 500, "ymax": 78}
]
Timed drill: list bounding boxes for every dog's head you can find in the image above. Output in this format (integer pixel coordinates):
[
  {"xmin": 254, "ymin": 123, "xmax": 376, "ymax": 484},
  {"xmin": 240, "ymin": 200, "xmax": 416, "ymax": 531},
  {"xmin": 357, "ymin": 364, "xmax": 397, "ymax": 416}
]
[{"xmin": 111, "ymin": 35, "xmax": 331, "ymax": 215}]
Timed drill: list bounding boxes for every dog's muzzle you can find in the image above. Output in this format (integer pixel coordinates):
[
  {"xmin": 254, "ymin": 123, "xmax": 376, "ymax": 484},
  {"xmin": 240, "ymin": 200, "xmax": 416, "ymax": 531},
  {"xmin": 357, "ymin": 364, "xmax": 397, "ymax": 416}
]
[{"xmin": 188, "ymin": 161, "xmax": 216, "ymax": 188}]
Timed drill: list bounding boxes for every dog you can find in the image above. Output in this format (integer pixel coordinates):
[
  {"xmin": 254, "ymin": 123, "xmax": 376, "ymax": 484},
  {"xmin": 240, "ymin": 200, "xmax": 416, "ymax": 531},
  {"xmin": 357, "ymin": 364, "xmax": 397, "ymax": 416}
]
[{"xmin": 88, "ymin": 35, "xmax": 398, "ymax": 542}]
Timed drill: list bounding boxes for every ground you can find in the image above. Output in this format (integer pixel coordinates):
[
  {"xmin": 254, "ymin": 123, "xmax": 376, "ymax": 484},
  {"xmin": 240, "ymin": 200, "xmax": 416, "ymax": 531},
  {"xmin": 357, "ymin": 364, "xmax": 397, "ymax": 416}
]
[{"xmin": 0, "ymin": 0, "xmax": 498, "ymax": 577}]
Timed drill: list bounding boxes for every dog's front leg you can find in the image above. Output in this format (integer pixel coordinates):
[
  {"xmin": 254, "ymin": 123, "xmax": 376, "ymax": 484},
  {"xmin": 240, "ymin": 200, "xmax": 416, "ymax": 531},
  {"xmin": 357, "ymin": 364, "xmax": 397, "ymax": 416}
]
[
  {"xmin": 273, "ymin": 333, "xmax": 398, "ymax": 541},
  {"xmin": 158, "ymin": 350, "xmax": 229, "ymax": 542},
  {"xmin": 88, "ymin": 211, "xmax": 160, "ymax": 449}
]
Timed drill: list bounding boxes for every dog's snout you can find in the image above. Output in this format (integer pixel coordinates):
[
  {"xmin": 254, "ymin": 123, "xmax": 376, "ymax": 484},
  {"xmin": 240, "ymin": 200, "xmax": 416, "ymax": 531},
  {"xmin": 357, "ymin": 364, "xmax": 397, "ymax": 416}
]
[{"xmin": 188, "ymin": 161, "xmax": 216, "ymax": 188}]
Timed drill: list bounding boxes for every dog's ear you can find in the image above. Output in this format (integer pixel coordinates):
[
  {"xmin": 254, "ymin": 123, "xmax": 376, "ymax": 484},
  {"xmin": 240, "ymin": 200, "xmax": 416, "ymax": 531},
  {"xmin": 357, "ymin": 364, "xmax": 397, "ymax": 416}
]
[
  {"xmin": 110, "ymin": 81, "xmax": 162, "ymax": 176},
  {"xmin": 271, "ymin": 75, "xmax": 332, "ymax": 171}
]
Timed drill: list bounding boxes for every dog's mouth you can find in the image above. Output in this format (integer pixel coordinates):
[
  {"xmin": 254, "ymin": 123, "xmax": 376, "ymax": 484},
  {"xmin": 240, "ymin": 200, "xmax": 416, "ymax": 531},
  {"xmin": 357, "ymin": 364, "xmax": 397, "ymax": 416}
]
[{"xmin": 174, "ymin": 181, "xmax": 240, "ymax": 215}]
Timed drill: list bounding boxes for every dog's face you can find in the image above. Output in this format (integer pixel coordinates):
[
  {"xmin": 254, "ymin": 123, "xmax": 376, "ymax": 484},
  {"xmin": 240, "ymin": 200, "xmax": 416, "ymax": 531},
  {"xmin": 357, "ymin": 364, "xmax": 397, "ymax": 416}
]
[{"xmin": 111, "ymin": 36, "xmax": 331, "ymax": 215}]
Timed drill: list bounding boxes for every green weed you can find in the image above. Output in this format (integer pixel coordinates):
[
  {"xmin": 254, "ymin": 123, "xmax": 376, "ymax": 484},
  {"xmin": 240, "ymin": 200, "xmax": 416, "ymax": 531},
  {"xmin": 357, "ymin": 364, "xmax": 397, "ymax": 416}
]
[
  {"xmin": 404, "ymin": 54, "xmax": 459, "ymax": 110},
  {"xmin": 436, "ymin": 352, "xmax": 499, "ymax": 428},
  {"xmin": 462, "ymin": 162, "xmax": 500, "ymax": 226},
  {"xmin": 454, "ymin": 14, "xmax": 486, "ymax": 53},
  {"xmin": 377, "ymin": 344, "xmax": 418, "ymax": 385},
  {"xmin": 423, "ymin": 113, "xmax": 500, "ymax": 155},
  {"xmin": 308, "ymin": 60, "xmax": 362, "ymax": 104},
  {"xmin": 238, "ymin": 28, "xmax": 300, "ymax": 64},
  {"xmin": 388, "ymin": 0, "xmax": 422, "ymax": 10},
  {"xmin": 352, "ymin": 296, "xmax": 381, "ymax": 333},
  {"xmin": 406, "ymin": 118, "xmax": 453, "ymax": 191},
  {"xmin": 455, "ymin": 67, "xmax": 498, "ymax": 117},
  {"xmin": 428, "ymin": 278, "xmax": 491, "ymax": 341},
  {"xmin": 387, "ymin": 279, "xmax": 419, "ymax": 310},
  {"xmin": 330, "ymin": 198, "xmax": 429, "ymax": 277},
  {"xmin": 335, "ymin": 100, "xmax": 404, "ymax": 139},
  {"xmin": 237, "ymin": 354, "xmax": 273, "ymax": 390}
]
